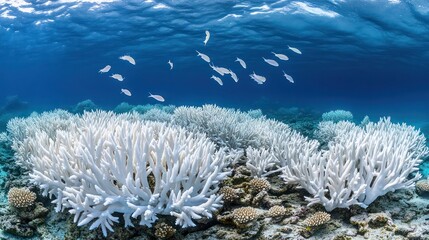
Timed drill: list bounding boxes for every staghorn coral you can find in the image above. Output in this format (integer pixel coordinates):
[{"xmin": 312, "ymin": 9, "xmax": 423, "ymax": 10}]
[
  {"xmin": 8, "ymin": 187, "xmax": 37, "ymax": 208},
  {"xmin": 360, "ymin": 115, "xmax": 370, "ymax": 126},
  {"xmin": 303, "ymin": 212, "xmax": 331, "ymax": 227},
  {"xmin": 6, "ymin": 109, "xmax": 78, "ymax": 167},
  {"xmin": 172, "ymin": 104, "xmax": 294, "ymax": 150},
  {"xmin": 245, "ymin": 147, "xmax": 279, "ymax": 178},
  {"xmin": 19, "ymin": 111, "xmax": 230, "ymax": 236},
  {"xmin": 314, "ymin": 120, "xmax": 359, "ymax": 146},
  {"xmin": 282, "ymin": 118, "xmax": 427, "ymax": 211}
]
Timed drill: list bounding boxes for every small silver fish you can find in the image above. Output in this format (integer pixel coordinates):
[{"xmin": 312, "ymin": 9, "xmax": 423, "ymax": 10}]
[
  {"xmin": 99, "ymin": 65, "xmax": 111, "ymax": 73},
  {"xmin": 148, "ymin": 93, "xmax": 165, "ymax": 102},
  {"xmin": 168, "ymin": 60, "xmax": 173, "ymax": 70},
  {"xmin": 271, "ymin": 52, "xmax": 289, "ymax": 61},
  {"xmin": 288, "ymin": 45, "xmax": 302, "ymax": 55},
  {"xmin": 211, "ymin": 75, "xmax": 223, "ymax": 86},
  {"xmin": 217, "ymin": 66, "xmax": 230, "ymax": 75},
  {"xmin": 235, "ymin": 57, "xmax": 247, "ymax": 69},
  {"xmin": 196, "ymin": 50, "xmax": 210, "ymax": 63},
  {"xmin": 209, "ymin": 63, "xmax": 225, "ymax": 76},
  {"xmin": 263, "ymin": 57, "xmax": 279, "ymax": 67},
  {"xmin": 121, "ymin": 88, "xmax": 132, "ymax": 96},
  {"xmin": 228, "ymin": 69, "xmax": 238, "ymax": 82},
  {"xmin": 204, "ymin": 30, "xmax": 210, "ymax": 46},
  {"xmin": 111, "ymin": 74, "xmax": 124, "ymax": 81},
  {"xmin": 119, "ymin": 55, "xmax": 136, "ymax": 65},
  {"xmin": 250, "ymin": 72, "xmax": 266, "ymax": 84},
  {"xmin": 282, "ymin": 71, "xmax": 294, "ymax": 83}
]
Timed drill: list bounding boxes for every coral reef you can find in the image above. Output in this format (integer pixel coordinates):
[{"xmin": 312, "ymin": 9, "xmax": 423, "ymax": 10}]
[
  {"xmin": 172, "ymin": 104, "xmax": 300, "ymax": 150},
  {"xmin": 113, "ymin": 102, "xmax": 134, "ymax": 113},
  {"xmin": 0, "ymin": 96, "xmax": 29, "ymax": 115},
  {"xmin": 140, "ymin": 108, "xmax": 172, "ymax": 122},
  {"xmin": 18, "ymin": 111, "xmax": 230, "ymax": 236},
  {"xmin": 71, "ymin": 99, "xmax": 98, "ymax": 114},
  {"xmin": 321, "ymin": 110, "xmax": 353, "ymax": 123},
  {"xmin": 0, "ymin": 96, "xmax": 31, "ymax": 132},
  {"xmin": 245, "ymin": 147, "xmax": 279, "ymax": 178},
  {"xmin": 1, "ymin": 105, "xmax": 429, "ymax": 239},
  {"xmin": 246, "ymin": 109, "xmax": 264, "ymax": 119},
  {"xmin": 313, "ymin": 120, "xmax": 359, "ymax": 147},
  {"xmin": 282, "ymin": 118, "xmax": 428, "ymax": 211},
  {"xmin": 265, "ymin": 107, "xmax": 321, "ymax": 138},
  {"xmin": 113, "ymin": 102, "xmax": 176, "ymax": 115}
]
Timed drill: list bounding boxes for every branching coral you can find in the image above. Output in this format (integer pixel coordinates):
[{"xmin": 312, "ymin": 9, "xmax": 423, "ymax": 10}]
[
  {"xmin": 172, "ymin": 104, "xmax": 295, "ymax": 150},
  {"xmin": 282, "ymin": 118, "xmax": 427, "ymax": 211},
  {"xmin": 18, "ymin": 111, "xmax": 230, "ymax": 236}
]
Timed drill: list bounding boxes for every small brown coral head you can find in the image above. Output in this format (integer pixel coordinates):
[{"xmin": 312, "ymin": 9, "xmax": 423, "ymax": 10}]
[
  {"xmin": 232, "ymin": 207, "xmax": 258, "ymax": 228},
  {"xmin": 154, "ymin": 222, "xmax": 176, "ymax": 239},
  {"xmin": 219, "ymin": 186, "xmax": 239, "ymax": 203},
  {"xmin": 303, "ymin": 211, "xmax": 331, "ymax": 227},
  {"xmin": 416, "ymin": 180, "xmax": 429, "ymax": 195},
  {"xmin": 8, "ymin": 187, "xmax": 37, "ymax": 208},
  {"xmin": 268, "ymin": 205, "xmax": 290, "ymax": 220},
  {"xmin": 249, "ymin": 178, "xmax": 271, "ymax": 193}
]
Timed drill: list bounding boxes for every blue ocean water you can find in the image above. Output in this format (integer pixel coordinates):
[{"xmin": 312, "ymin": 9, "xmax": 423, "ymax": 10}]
[
  {"xmin": 0, "ymin": 0, "xmax": 428, "ymax": 125},
  {"xmin": 1, "ymin": 2, "xmax": 429, "ymax": 239}
]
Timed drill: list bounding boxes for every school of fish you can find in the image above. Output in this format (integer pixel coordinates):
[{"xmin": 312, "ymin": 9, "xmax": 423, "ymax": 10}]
[
  {"xmin": 195, "ymin": 30, "xmax": 300, "ymax": 87},
  {"xmin": 98, "ymin": 30, "xmax": 302, "ymax": 102}
]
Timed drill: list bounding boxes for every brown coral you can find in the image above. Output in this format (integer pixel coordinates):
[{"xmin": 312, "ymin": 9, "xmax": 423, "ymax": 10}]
[
  {"xmin": 232, "ymin": 207, "xmax": 258, "ymax": 228},
  {"xmin": 219, "ymin": 186, "xmax": 239, "ymax": 203},
  {"xmin": 249, "ymin": 178, "xmax": 271, "ymax": 193},
  {"xmin": 415, "ymin": 180, "xmax": 429, "ymax": 195},
  {"xmin": 303, "ymin": 211, "xmax": 331, "ymax": 227},
  {"xmin": 8, "ymin": 187, "xmax": 36, "ymax": 208},
  {"xmin": 154, "ymin": 222, "xmax": 176, "ymax": 239},
  {"xmin": 267, "ymin": 205, "xmax": 290, "ymax": 221}
]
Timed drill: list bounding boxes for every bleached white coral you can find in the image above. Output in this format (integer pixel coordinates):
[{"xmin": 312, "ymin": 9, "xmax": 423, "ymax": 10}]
[
  {"xmin": 246, "ymin": 109, "xmax": 264, "ymax": 119},
  {"xmin": 172, "ymin": 104, "xmax": 293, "ymax": 150},
  {"xmin": 140, "ymin": 108, "xmax": 172, "ymax": 122},
  {"xmin": 6, "ymin": 109, "xmax": 78, "ymax": 166},
  {"xmin": 360, "ymin": 115, "xmax": 370, "ymax": 126},
  {"xmin": 22, "ymin": 111, "xmax": 229, "ymax": 236},
  {"xmin": 314, "ymin": 120, "xmax": 359, "ymax": 145},
  {"xmin": 245, "ymin": 147, "xmax": 279, "ymax": 178},
  {"xmin": 282, "ymin": 118, "xmax": 426, "ymax": 211},
  {"xmin": 322, "ymin": 110, "xmax": 353, "ymax": 122},
  {"xmin": 172, "ymin": 105, "xmax": 319, "ymax": 179}
]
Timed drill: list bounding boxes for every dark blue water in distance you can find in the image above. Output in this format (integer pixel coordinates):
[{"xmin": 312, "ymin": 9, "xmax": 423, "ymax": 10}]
[{"xmin": 0, "ymin": 0, "xmax": 428, "ymax": 126}]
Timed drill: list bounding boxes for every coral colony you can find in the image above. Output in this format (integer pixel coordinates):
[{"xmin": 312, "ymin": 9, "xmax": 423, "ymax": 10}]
[{"xmin": 2, "ymin": 105, "xmax": 428, "ymax": 237}]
